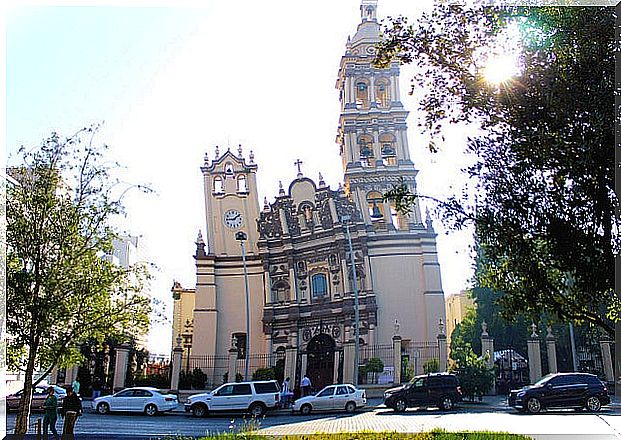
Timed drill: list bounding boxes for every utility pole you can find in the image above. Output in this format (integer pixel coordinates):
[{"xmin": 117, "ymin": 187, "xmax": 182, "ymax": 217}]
[
  {"xmin": 341, "ymin": 215, "xmax": 360, "ymax": 385},
  {"xmin": 236, "ymin": 231, "xmax": 251, "ymax": 380}
]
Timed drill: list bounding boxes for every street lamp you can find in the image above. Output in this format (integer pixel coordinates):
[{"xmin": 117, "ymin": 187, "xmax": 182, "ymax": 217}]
[
  {"xmin": 341, "ymin": 215, "xmax": 361, "ymax": 386},
  {"xmin": 564, "ymin": 273, "xmax": 580, "ymax": 372},
  {"xmin": 236, "ymin": 231, "xmax": 251, "ymax": 381}
]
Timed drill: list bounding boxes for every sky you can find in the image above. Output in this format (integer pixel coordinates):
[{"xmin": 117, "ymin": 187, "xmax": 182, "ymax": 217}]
[{"xmin": 5, "ymin": 0, "xmax": 477, "ymax": 354}]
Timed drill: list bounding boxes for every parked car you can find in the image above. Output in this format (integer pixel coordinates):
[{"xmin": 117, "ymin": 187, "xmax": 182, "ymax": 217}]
[
  {"xmin": 92, "ymin": 387, "xmax": 178, "ymax": 416},
  {"xmin": 509, "ymin": 372, "xmax": 610, "ymax": 414},
  {"xmin": 383, "ymin": 373, "xmax": 462, "ymax": 412},
  {"xmin": 293, "ymin": 384, "xmax": 366, "ymax": 415},
  {"xmin": 7, "ymin": 385, "xmax": 67, "ymax": 412},
  {"xmin": 185, "ymin": 380, "xmax": 281, "ymax": 417}
]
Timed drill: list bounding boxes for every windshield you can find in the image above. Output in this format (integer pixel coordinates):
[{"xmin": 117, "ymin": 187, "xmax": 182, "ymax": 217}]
[{"xmin": 533, "ymin": 374, "xmax": 555, "ymax": 387}]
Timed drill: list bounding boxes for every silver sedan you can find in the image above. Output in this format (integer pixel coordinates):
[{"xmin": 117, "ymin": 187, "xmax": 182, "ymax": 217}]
[{"xmin": 293, "ymin": 384, "xmax": 366, "ymax": 415}]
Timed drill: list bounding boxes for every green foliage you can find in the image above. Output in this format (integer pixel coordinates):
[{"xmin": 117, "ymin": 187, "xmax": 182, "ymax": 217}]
[
  {"xmin": 365, "ymin": 357, "xmax": 385, "ymax": 374},
  {"xmin": 134, "ymin": 374, "xmax": 170, "ymax": 389},
  {"xmin": 401, "ymin": 357, "xmax": 416, "ymax": 382},
  {"xmin": 423, "ymin": 358, "xmax": 440, "ymax": 374},
  {"xmin": 7, "ymin": 126, "xmax": 152, "ymax": 433},
  {"xmin": 194, "ymin": 430, "xmax": 531, "ymax": 440},
  {"xmin": 449, "ymin": 340, "xmax": 495, "ymax": 401},
  {"xmin": 252, "ymin": 367, "xmax": 275, "ymax": 381},
  {"xmin": 180, "ymin": 368, "xmax": 207, "ymax": 389},
  {"xmin": 223, "ymin": 372, "xmax": 244, "ymax": 383},
  {"xmin": 383, "ymin": 179, "xmax": 417, "ymax": 216},
  {"xmin": 375, "ymin": 4, "xmax": 618, "ymax": 338}
]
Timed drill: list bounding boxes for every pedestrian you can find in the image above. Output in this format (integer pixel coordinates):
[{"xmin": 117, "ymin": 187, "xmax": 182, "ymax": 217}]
[
  {"xmin": 71, "ymin": 377, "xmax": 80, "ymax": 396},
  {"xmin": 60, "ymin": 387, "xmax": 82, "ymax": 440},
  {"xmin": 281, "ymin": 377, "xmax": 291, "ymax": 408},
  {"xmin": 42, "ymin": 386, "xmax": 60, "ymax": 440},
  {"xmin": 300, "ymin": 374, "xmax": 311, "ymax": 397},
  {"xmin": 91, "ymin": 377, "xmax": 101, "ymax": 399}
]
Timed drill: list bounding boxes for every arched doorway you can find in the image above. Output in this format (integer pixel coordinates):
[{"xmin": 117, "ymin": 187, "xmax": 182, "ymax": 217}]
[{"xmin": 306, "ymin": 334, "xmax": 336, "ymax": 391}]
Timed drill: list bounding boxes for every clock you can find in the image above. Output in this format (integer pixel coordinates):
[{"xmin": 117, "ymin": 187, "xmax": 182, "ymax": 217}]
[{"xmin": 223, "ymin": 209, "xmax": 243, "ymax": 229}]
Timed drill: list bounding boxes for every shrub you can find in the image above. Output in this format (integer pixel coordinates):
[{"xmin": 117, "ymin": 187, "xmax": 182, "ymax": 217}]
[
  {"xmin": 252, "ymin": 367, "xmax": 275, "ymax": 381},
  {"xmin": 449, "ymin": 344, "xmax": 495, "ymax": 401},
  {"xmin": 401, "ymin": 357, "xmax": 416, "ymax": 382},
  {"xmin": 222, "ymin": 372, "xmax": 244, "ymax": 383},
  {"xmin": 423, "ymin": 358, "xmax": 440, "ymax": 374},
  {"xmin": 134, "ymin": 374, "xmax": 170, "ymax": 389}
]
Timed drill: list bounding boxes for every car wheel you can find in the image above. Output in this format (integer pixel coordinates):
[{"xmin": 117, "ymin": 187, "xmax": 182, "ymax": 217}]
[
  {"xmin": 97, "ymin": 402, "xmax": 110, "ymax": 415},
  {"xmin": 394, "ymin": 398, "xmax": 407, "ymax": 413},
  {"xmin": 249, "ymin": 402, "xmax": 266, "ymax": 418},
  {"xmin": 440, "ymin": 396, "xmax": 454, "ymax": 411},
  {"xmin": 345, "ymin": 401, "xmax": 356, "ymax": 413},
  {"xmin": 300, "ymin": 404, "xmax": 312, "ymax": 415},
  {"xmin": 585, "ymin": 396, "xmax": 602, "ymax": 412},
  {"xmin": 526, "ymin": 397, "xmax": 542, "ymax": 414},
  {"xmin": 192, "ymin": 404, "xmax": 208, "ymax": 418},
  {"xmin": 145, "ymin": 403, "xmax": 158, "ymax": 416}
]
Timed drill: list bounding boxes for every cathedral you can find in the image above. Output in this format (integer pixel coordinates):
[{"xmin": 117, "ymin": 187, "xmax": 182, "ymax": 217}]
[{"xmin": 184, "ymin": 0, "xmax": 446, "ymax": 390}]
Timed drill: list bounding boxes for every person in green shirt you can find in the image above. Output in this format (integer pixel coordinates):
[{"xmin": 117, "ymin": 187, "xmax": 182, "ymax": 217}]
[{"xmin": 43, "ymin": 386, "xmax": 60, "ymax": 440}]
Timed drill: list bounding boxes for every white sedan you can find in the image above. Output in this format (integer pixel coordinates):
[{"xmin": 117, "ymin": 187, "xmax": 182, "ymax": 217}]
[
  {"xmin": 293, "ymin": 384, "xmax": 366, "ymax": 415},
  {"xmin": 92, "ymin": 387, "xmax": 178, "ymax": 416}
]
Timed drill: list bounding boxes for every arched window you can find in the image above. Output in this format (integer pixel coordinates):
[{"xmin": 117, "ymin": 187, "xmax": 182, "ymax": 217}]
[
  {"xmin": 237, "ymin": 175, "xmax": 247, "ymax": 193},
  {"xmin": 213, "ymin": 177, "xmax": 223, "ymax": 194},
  {"xmin": 375, "ymin": 79, "xmax": 390, "ymax": 108},
  {"xmin": 366, "ymin": 191, "xmax": 384, "ymax": 221},
  {"xmin": 379, "ymin": 133, "xmax": 397, "ymax": 165},
  {"xmin": 390, "ymin": 204, "xmax": 400, "ymax": 229},
  {"xmin": 311, "ymin": 273, "xmax": 328, "ymax": 298},
  {"xmin": 272, "ymin": 280, "xmax": 290, "ymax": 303},
  {"xmin": 358, "ymin": 134, "xmax": 374, "ymax": 167},
  {"xmin": 232, "ymin": 332, "xmax": 246, "ymax": 359},
  {"xmin": 356, "ymin": 81, "xmax": 369, "ymax": 109},
  {"xmin": 224, "ymin": 162, "xmax": 234, "ymax": 176}
]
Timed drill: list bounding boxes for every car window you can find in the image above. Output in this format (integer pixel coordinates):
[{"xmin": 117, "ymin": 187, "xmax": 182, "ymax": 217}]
[
  {"xmin": 217, "ymin": 385, "xmax": 234, "ymax": 396},
  {"xmin": 336, "ymin": 386, "xmax": 349, "ymax": 395},
  {"xmin": 133, "ymin": 390, "xmax": 153, "ymax": 397},
  {"xmin": 347, "ymin": 386, "xmax": 356, "ymax": 394},
  {"xmin": 233, "ymin": 384, "xmax": 252, "ymax": 395},
  {"xmin": 316, "ymin": 387, "xmax": 335, "ymax": 397},
  {"xmin": 33, "ymin": 387, "xmax": 46, "ymax": 395},
  {"xmin": 254, "ymin": 382, "xmax": 278, "ymax": 394},
  {"xmin": 428, "ymin": 377, "xmax": 443, "ymax": 387},
  {"xmin": 550, "ymin": 376, "xmax": 573, "ymax": 386},
  {"xmin": 413, "ymin": 378, "xmax": 426, "ymax": 388},
  {"xmin": 115, "ymin": 390, "xmax": 134, "ymax": 397}
]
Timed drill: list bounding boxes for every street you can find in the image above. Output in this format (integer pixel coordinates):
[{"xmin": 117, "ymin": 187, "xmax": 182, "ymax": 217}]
[{"xmin": 6, "ymin": 404, "xmax": 621, "ymax": 439}]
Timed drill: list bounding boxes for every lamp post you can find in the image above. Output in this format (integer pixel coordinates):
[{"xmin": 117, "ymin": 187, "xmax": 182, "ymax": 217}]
[
  {"xmin": 341, "ymin": 215, "xmax": 360, "ymax": 385},
  {"xmin": 564, "ymin": 274, "xmax": 580, "ymax": 372},
  {"xmin": 236, "ymin": 231, "xmax": 251, "ymax": 381}
]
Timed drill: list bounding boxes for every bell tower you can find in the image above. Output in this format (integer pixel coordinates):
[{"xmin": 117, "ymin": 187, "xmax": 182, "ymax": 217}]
[{"xmin": 336, "ymin": 0, "xmax": 423, "ymax": 231}]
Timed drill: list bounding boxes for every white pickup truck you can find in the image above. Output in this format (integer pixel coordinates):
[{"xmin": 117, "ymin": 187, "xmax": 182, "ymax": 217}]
[{"xmin": 185, "ymin": 380, "xmax": 281, "ymax": 417}]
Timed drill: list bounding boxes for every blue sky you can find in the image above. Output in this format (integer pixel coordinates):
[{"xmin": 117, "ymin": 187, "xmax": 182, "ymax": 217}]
[{"xmin": 5, "ymin": 1, "xmax": 476, "ymax": 353}]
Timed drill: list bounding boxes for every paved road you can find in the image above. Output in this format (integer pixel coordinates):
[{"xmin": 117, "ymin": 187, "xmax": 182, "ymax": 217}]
[{"xmin": 6, "ymin": 405, "xmax": 621, "ymax": 439}]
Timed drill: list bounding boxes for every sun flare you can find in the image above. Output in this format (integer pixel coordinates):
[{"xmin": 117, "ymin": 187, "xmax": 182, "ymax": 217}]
[{"xmin": 483, "ymin": 53, "xmax": 520, "ymax": 85}]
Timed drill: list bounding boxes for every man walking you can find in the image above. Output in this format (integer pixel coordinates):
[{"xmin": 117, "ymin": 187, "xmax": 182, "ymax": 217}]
[
  {"xmin": 300, "ymin": 375, "xmax": 311, "ymax": 397},
  {"xmin": 60, "ymin": 387, "xmax": 82, "ymax": 440}
]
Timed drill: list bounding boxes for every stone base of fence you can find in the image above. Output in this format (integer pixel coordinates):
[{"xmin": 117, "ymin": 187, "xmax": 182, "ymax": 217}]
[{"xmin": 360, "ymin": 384, "xmax": 395, "ymax": 399}]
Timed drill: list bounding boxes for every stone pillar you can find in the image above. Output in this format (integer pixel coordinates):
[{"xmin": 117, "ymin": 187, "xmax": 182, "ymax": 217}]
[
  {"xmin": 545, "ymin": 326, "xmax": 558, "ymax": 374},
  {"xmin": 480, "ymin": 321, "xmax": 496, "ymax": 395},
  {"xmin": 437, "ymin": 319, "xmax": 448, "ymax": 373},
  {"xmin": 113, "ymin": 344, "xmax": 130, "ymax": 392},
  {"xmin": 527, "ymin": 324, "xmax": 542, "ymax": 384},
  {"xmin": 284, "ymin": 346, "xmax": 298, "ymax": 387},
  {"xmin": 50, "ymin": 366, "xmax": 59, "ymax": 385},
  {"xmin": 343, "ymin": 341, "xmax": 356, "ymax": 384},
  {"xmin": 170, "ymin": 338, "xmax": 183, "ymax": 392},
  {"xmin": 368, "ymin": 324, "xmax": 375, "ymax": 347},
  {"xmin": 600, "ymin": 338, "xmax": 615, "ymax": 383},
  {"xmin": 65, "ymin": 364, "xmax": 78, "ymax": 386},
  {"xmin": 392, "ymin": 335, "xmax": 402, "ymax": 384},
  {"xmin": 333, "ymin": 351, "xmax": 340, "ymax": 384},
  {"xmin": 228, "ymin": 348, "xmax": 238, "ymax": 383}
]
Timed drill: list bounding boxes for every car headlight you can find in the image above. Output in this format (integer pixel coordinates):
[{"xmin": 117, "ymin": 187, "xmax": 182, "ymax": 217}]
[
  {"xmin": 517, "ymin": 391, "xmax": 525, "ymax": 397},
  {"xmin": 187, "ymin": 398, "xmax": 193, "ymax": 404}
]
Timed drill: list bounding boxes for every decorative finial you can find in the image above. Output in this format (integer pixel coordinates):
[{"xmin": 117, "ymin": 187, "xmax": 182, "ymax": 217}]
[
  {"xmin": 481, "ymin": 321, "xmax": 489, "ymax": 336},
  {"xmin": 204, "ymin": 152, "xmax": 209, "ymax": 166},
  {"xmin": 425, "ymin": 207, "xmax": 433, "ymax": 229},
  {"xmin": 438, "ymin": 318, "xmax": 445, "ymax": 336},
  {"xmin": 394, "ymin": 318, "xmax": 400, "ymax": 336},
  {"xmin": 227, "ymin": 145, "xmax": 230, "ymax": 152},
  {"xmin": 175, "ymin": 336, "xmax": 182, "ymax": 348},
  {"xmin": 338, "ymin": 182, "xmax": 343, "ymax": 192},
  {"xmin": 318, "ymin": 172, "xmax": 325, "ymax": 187},
  {"xmin": 196, "ymin": 230, "xmax": 204, "ymax": 244},
  {"xmin": 278, "ymin": 181, "xmax": 285, "ymax": 196},
  {"xmin": 215, "ymin": 146, "xmax": 220, "ymax": 159},
  {"xmin": 546, "ymin": 325, "xmax": 554, "ymax": 339},
  {"xmin": 249, "ymin": 150, "xmax": 255, "ymax": 164},
  {"xmin": 530, "ymin": 322, "xmax": 538, "ymax": 338},
  {"xmin": 263, "ymin": 197, "xmax": 269, "ymax": 210},
  {"xmin": 294, "ymin": 159, "xmax": 303, "ymax": 178},
  {"xmin": 238, "ymin": 144, "xmax": 243, "ymax": 157}
]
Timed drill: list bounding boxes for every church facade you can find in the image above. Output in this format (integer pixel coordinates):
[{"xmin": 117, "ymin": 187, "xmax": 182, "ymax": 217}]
[{"xmin": 186, "ymin": 0, "xmax": 446, "ymax": 390}]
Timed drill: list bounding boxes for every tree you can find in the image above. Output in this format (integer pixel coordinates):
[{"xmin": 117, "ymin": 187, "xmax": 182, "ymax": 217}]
[
  {"xmin": 377, "ymin": 4, "xmax": 618, "ymax": 337},
  {"xmin": 422, "ymin": 358, "xmax": 439, "ymax": 374},
  {"xmin": 7, "ymin": 126, "xmax": 151, "ymax": 434},
  {"xmin": 449, "ymin": 329, "xmax": 495, "ymax": 401}
]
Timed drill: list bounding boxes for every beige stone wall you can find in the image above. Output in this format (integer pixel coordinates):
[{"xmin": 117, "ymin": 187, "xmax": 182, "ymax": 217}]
[
  {"xmin": 445, "ymin": 291, "xmax": 475, "ymax": 344},
  {"xmin": 171, "ymin": 284, "xmax": 196, "ymax": 351}
]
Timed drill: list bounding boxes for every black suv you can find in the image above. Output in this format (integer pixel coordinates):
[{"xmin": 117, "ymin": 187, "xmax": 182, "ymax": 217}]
[
  {"xmin": 509, "ymin": 372, "xmax": 610, "ymax": 414},
  {"xmin": 384, "ymin": 373, "xmax": 462, "ymax": 412}
]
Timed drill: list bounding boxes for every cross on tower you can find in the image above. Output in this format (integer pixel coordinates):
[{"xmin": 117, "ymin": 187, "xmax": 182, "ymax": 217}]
[{"xmin": 294, "ymin": 159, "xmax": 303, "ymax": 178}]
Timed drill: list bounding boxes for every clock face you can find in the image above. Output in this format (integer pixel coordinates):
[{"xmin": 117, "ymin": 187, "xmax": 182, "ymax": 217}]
[{"xmin": 223, "ymin": 209, "xmax": 243, "ymax": 229}]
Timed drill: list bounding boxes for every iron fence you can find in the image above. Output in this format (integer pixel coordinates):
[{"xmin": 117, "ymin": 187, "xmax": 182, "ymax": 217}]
[
  {"xmin": 402, "ymin": 341, "xmax": 440, "ymax": 377},
  {"xmin": 180, "ymin": 354, "xmax": 228, "ymax": 389},
  {"xmin": 235, "ymin": 352, "xmax": 285, "ymax": 380},
  {"xmin": 359, "ymin": 344, "xmax": 394, "ymax": 384}
]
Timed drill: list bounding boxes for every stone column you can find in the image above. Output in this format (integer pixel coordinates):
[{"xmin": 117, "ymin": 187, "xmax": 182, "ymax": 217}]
[
  {"xmin": 437, "ymin": 319, "xmax": 448, "ymax": 373},
  {"xmin": 545, "ymin": 326, "xmax": 558, "ymax": 374},
  {"xmin": 333, "ymin": 351, "xmax": 340, "ymax": 384},
  {"xmin": 170, "ymin": 338, "xmax": 183, "ymax": 392},
  {"xmin": 113, "ymin": 344, "xmax": 130, "ymax": 392},
  {"xmin": 527, "ymin": 324, "xmax": 542, "ymax": 384},
  {"xmin": 480, "ymin": 321, "xmax": 496, "ymax": 395},
  {"xmin": 392, "ymin": 335, "xmax": 402, "ymax": 384},
  {"xmin": 65, "ymin": 364, "xmax": 78, "ymax": 386},
  {"xmin": 284, "ymin": 346, "xmax": 298, "ymax": 387},
  {"xmin": 368, "ymin": 324, "xmax": 376, "ymax": 347},
  {"xmin": 343, "ymin": 341, "xmax": 356, "ymax": 384},
  {"xmin": 600, "ymin": 338, "xmax": 615, "ymax": 383},
  {"xmin": 228, "ymin": 348, "xmax": 238, "ymax": 383}
]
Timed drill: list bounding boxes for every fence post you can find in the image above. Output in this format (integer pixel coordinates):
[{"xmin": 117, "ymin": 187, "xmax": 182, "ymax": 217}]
[
  {"xmin": 36, "ymin": 418, "xmax": 42, "ymax": 439},
  {"xmin": 546, "ymin": 326, "xmax": 558, "ymax": 374},
  {"xmin": 113, "ymin": 343, "xmax": 130, "ymax": 392},
  {"xmin": 392, "ymin": 335, "xmax": 402, "ymax": 384},
  {"xmin": 437, "ymin": 319, "xmax": 448, "ymax": 373},
  {"xmin": 228, "ymin": 348, "xmax": 238, "ymax": 382},
  {"xmin": 480, "ymin": 321, "xmax": 496, "ymax": 395},
  {"xmin": 343, "ymin": 341, "xmax": 356, "ymax": 384},
  {"xmin": 527, "ymin": 323, "xmax": 542, "ymax": 384},
  {"xmin": 600, "ymin": 337, "xmax": 615, "ymax": 383},
  {"xmin": 170, "ymin": 337, "xmax": 183, "ymax": 392}
]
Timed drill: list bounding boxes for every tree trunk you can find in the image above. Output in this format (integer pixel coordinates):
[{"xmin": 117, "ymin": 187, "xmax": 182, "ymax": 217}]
[{"xmin": 14, "ymin": 349, "xmax": 37, "ymax": 435}]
